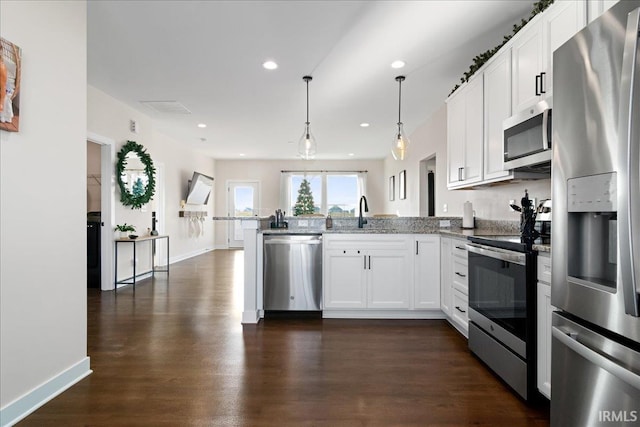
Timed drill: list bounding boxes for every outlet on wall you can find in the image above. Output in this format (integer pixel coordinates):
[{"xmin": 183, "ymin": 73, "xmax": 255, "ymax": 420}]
[{"xmin": 443, "ymin": 204, "xmax": 448, "ymax": 213}]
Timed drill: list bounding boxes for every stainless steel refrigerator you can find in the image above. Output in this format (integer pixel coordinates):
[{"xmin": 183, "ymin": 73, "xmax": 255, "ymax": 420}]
[{"xmin": 552, "ymin": 1, "xmax": 640, "ymax": 425}]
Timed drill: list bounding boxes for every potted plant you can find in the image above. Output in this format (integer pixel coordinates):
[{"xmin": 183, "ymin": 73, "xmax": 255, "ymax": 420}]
[{"xmin": 115, "ymin": 223, "xmax": 136, "ymax": 239}]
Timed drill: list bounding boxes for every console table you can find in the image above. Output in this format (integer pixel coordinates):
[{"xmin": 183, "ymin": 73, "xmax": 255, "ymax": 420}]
[{"xmin": 114, "ymin": 235, "xmax": 169, "ymax": 291}]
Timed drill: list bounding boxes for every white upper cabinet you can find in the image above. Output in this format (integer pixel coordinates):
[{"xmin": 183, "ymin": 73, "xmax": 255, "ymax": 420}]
[
  {"xmin": 483, "ymin": 48, "xmax": 513, "ymax": 182},
  {"xmin": 587, "ymin": 0, "xmax": 619, "ymax": 23},
  {"xmin": 542, "ymin": 0, "xmax": 587, "ymax": 98},
  {"xmin": 446, "ymin": 76, "xmax": 483, "ymax": 189},
  {"xmin": 511, "ymin": 19, "xmax": 544, "ymax": 112},
  {"xmin": 512, "ymin": 1, "xmax": 586, "ymax": 111}
]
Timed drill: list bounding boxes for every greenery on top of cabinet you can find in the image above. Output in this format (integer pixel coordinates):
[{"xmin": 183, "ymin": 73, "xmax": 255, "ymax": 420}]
[{"xmin": 449, "ymin": 0, "xmax": 555, "ymax": 96}]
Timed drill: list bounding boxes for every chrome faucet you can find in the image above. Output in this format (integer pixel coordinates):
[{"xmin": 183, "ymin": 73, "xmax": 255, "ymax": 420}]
[{"xmin": 358, "ymin": 195, "xmax": 369, "ymax": 228}]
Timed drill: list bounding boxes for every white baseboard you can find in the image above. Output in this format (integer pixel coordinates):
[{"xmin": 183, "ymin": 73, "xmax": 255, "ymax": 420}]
[
  {"xmin": 242, "ymin": 310, "xmax": 260, "ymax": 324},
  {"xmin": 0, "ymin": 357, "xmax": 91, "ymax": 427},
  {"xmin": 322, "ymin": 310, "xmax": 446, "ymax": 319},
  {"xmin": 214, "ymin": 244, "xmax": 229, "ymax": 250},
  {"xmin": 169, "ymin": 247, "xmax": 214, "ymax": 264}
]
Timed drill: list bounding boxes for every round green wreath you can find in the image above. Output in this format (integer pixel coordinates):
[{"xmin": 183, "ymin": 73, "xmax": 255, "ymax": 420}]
[{"xmin": 116, "ymin": 140, "xmax": 156, "ymax": 209}]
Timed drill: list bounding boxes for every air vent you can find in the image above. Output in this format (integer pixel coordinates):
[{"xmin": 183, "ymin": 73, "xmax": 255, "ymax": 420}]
[{"xmin": 139, "ymin": 101, "xmax": 191, "ymax": 114}]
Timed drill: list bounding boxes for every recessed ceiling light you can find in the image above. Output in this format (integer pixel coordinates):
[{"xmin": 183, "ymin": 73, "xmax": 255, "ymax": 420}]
[
  {"xmin": 239, "ymin": 153, "xmax": 246, "ymax": 157},
  {"xmin": 360, "ymin": 122, "xmax": 370, "ymax": 128},
  {"xmin": 263, "ymin": 60, "xmax": 278, "ymax": 70},
  {"xmin": 197, "ymin": 123, "xmax": 207, "ymax": 128},
  {"xmin": 348, "ymin": 153, "xmax": 355, "ymax": 157},
  {"xmin": 391, "ymin": 60, "xmax": 406, "ymax": 69}
]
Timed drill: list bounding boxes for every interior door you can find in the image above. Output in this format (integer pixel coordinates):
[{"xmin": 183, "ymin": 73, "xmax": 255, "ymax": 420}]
[{"xmin": 227, "ymin": 181, "xmax": 259, "ymax": 248}]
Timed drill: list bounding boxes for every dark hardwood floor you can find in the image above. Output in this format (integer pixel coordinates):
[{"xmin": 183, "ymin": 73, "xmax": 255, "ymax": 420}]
[{"xmin": 20, "ymin": 250, "xmax": 549, "ymax": 426}]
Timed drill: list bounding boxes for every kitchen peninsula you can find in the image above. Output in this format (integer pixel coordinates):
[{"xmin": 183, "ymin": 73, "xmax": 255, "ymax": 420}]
[{"xmin": 217, "ymin": 216, "xmax": 539, "ymax": 325}]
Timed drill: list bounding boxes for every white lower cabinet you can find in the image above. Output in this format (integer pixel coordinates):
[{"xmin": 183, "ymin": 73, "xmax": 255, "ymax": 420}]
[
  {"xmin": 537, "ymin": 253, "xmax": 553, "ymax": 399},
  {"xmin": 367, "ymin": 250, "xmax": 411, "ymax": 309},
  {"xmin": 440, "ymin": 237, "xmax": 453, "ymax": 316},
  {"xmin": 440, "ymin": 236, "xmax": 469, "ymax": 337},
  {"xmin": 324, "ymin": 249, "xmax": 367, "ymax": 308},
  {"xmin": 452, "ymin": 289, "xmax": 469, "ymax": 330},
  {"xmin": 414, "ymin": 235, "xmax": 441, "ymax": 310},
  {"xmin": 323, "ymin": 234, "xmax": 441, "ymax": 317},
  {"xmin": 323, "ymin": 234, "xmax": 410, "ymax": 310}
]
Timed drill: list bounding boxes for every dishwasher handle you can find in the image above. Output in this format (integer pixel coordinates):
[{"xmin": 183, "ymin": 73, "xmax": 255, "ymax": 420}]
[{"xmin": 264, "ymin": 239, "xmax": 322, "ymax": 245}]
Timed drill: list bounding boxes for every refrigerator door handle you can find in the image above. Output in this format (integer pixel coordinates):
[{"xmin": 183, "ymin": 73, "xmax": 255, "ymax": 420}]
[
  {"xmin": 553, "ymin": 326, "xmax": 640, "ymax": 390},
  {"xmin": 618, "ymin": 7, "xmax": 640, "ymax": 317},
  {"xmin": 542, "ymin": 107, "xmax": 550, "ymax": 151}
]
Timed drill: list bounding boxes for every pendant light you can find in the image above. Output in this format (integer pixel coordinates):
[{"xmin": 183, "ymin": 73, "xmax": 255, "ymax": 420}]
[
  {"xmin": 391, "ymin": 75, "xmax": 409, "ymax": 160},
  {"xmin": 298, "ymin": 75, "xmax": 317, "ymax": 160}
]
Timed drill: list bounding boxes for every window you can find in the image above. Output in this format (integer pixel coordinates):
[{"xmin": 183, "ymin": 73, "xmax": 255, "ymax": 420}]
[
  {"xmin": 281, "ymin": 171, "xmax": 366, "ymax": 216},
  {"xmin": 326, "ymin": 174, "xmax": 359, "ymax": 217}
]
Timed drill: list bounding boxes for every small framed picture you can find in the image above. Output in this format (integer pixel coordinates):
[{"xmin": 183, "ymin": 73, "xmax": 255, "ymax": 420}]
[
  {"xmin": 389, "ymin": 176, "xmax": 395, "ymax": 201},
  {"xmin": 399, "ymin": 170, "xmax": 406, "ymax": 200},
  {"xmin": 0, "ymin": 37, "xmax": 22, "ymax": 132}
]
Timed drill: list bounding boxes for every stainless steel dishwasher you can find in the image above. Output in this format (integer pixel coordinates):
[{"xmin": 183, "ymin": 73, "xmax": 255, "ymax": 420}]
[{"xmin": 263, "ymin": 234, "xmax": 322, "ymax": 311}]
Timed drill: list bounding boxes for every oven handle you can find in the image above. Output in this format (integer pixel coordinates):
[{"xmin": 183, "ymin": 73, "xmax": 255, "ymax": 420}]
[{"xmin": 466, "ymin": 243, "xmax": 526, "ymax": 266}]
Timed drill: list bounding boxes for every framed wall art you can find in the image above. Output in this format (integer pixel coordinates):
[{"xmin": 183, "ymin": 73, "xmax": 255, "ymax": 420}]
[
  {"xmin": 399, "ymin": 170, "xmax": 406, "ymax": 200},
  {"xmin": 389, "ymin": 176, "xmax": 395, "ymax": 201},
  {"xmin": 0, "ymin": 37, "xmax": 22, "ymax": 132}
]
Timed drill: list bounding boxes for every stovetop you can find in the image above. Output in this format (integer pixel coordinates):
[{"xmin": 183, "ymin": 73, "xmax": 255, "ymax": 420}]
[{"xmin": 467, "ymin": 235, "xmax": 550, "ymax": 253}]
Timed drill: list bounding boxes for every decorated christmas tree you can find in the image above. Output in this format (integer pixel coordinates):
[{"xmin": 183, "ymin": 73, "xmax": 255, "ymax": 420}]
[
  {"xmin": 293, "ymin": 179, "xmax": 316, "ymax": 215},
  {"xmin": 132, "ymin": 177, "xmax": 145, "ymax": 197}
]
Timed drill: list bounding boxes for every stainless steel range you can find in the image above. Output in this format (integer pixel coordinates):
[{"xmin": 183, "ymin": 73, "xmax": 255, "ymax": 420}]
[{"xmin": 466, "ymin": 235, "xmax": 538, "ymax": 401}]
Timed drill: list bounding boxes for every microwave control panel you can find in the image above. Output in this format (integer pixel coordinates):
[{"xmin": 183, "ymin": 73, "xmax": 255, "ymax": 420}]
[{"xmin": 568, "ymin": 172, "xmax": 617, "ymax": 212}]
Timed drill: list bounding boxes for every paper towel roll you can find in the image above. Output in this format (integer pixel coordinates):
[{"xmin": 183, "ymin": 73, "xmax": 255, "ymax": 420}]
[{"xmin": 463, "ymin": 201, "xmax": 474, "ymax": 229}]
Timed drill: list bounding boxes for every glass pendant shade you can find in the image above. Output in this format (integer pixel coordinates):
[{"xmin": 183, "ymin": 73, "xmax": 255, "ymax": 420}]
[
  {"xmin": 297, "ymin": 75, "xmax": 317, "ymax": 159},
  {"xmin": 391, "ymin": 123, "xmax": 409, "ymax": 160},
  {"xmin": 391, "ymin": 75, "xmax": 409, "ymax": 160},
  {"xmin": 298, "ymin": 124, "xmax": 317, "ymax": 160}
]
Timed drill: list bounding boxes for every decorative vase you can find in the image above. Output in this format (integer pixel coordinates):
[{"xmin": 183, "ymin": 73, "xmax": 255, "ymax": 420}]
[{"xmin": 119, "ymin": 231, "xmax": 128, "ymax": 239}]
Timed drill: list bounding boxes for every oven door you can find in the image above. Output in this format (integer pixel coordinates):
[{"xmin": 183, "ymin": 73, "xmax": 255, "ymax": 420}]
[{"xmin": 467, "ymin": 243, "xmax": 528, "ymax": 358}]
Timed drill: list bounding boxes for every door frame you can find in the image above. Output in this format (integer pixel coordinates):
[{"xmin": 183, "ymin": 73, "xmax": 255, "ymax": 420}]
[
  {"xmin": 87, "ymin": 132, "xmax": 115, "ymax": 291},
  {"xmin": 226, "ymin": 180, "xmax": 260, "ymax": 248}
]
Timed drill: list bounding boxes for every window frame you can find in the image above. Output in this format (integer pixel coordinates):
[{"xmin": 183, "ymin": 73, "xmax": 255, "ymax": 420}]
[{"xmin": 282, "ymin": 171, "xmax": 367, "ymax": 216}]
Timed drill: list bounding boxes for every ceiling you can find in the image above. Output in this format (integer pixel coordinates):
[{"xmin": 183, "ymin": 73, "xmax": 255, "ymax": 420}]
[{"xmin": 88, "ymin": 1, "xmax": 532, "ymax": 160}]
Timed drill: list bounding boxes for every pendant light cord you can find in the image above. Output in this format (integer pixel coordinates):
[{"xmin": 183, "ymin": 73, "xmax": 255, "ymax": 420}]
[
  {"xmin": 396, "ymin": 76, "xmax": 405, "ymax": 128},
  {"xmin": 398, "ymin": 78, "xmax": 402, "ymax": 125},
  {"xmin": 303, "ymin": 76, "xmax": 312, "ymax": 128}
]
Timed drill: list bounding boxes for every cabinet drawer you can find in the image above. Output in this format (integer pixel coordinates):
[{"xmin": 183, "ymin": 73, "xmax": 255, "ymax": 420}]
[
  {"xmin": 452, "ymin": 258, "xmax": 468, "ymax": 295},
  {"xmin": 452, "ymin": 289, "xmax": 469, "ymax": 329},
  {"xmin": 452, "ymin": 240, "xmax": 469, "ymax": 259},
  {"xmin": 537, "ymin": 254, "xmax": 551, "ymax": 284}
]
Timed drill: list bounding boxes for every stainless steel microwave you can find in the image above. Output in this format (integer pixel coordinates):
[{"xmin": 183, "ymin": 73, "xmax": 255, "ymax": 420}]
[{"xmin": 503, "ymin": 98, "xmax": 552, "ymax": 171}]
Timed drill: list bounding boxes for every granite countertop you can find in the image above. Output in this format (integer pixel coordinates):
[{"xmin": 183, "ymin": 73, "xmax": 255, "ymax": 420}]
[
  {"xmin": 533, "ymin": 244, "xmax": 551, "ymax": 253},
  {"xmin": 211, "ymin": 216, "xmax": 268, "ymax": 220},
  {"xmin": 259, "ymin": 227, "xmax": 552, "ymax": 253},
  {"xmin": 261, "ymin": 227, "xmax": 517, "ymax": 237}
]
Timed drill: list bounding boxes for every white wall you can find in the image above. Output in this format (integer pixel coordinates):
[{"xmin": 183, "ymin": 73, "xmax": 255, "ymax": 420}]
[
  {"xmin": 87, "ymin": 86, "xmax": 216, "ymax": 278},
  {"xmin": 213, "ymin": 159, "xmax": 385, "ymax": 247},
  {"xmin": 384, "ymin": 104, "xmax": 551, "ymax": 220},
  {"xmin": 0, "ymin": 0, "xmax": 89, "ymax": 418}
]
